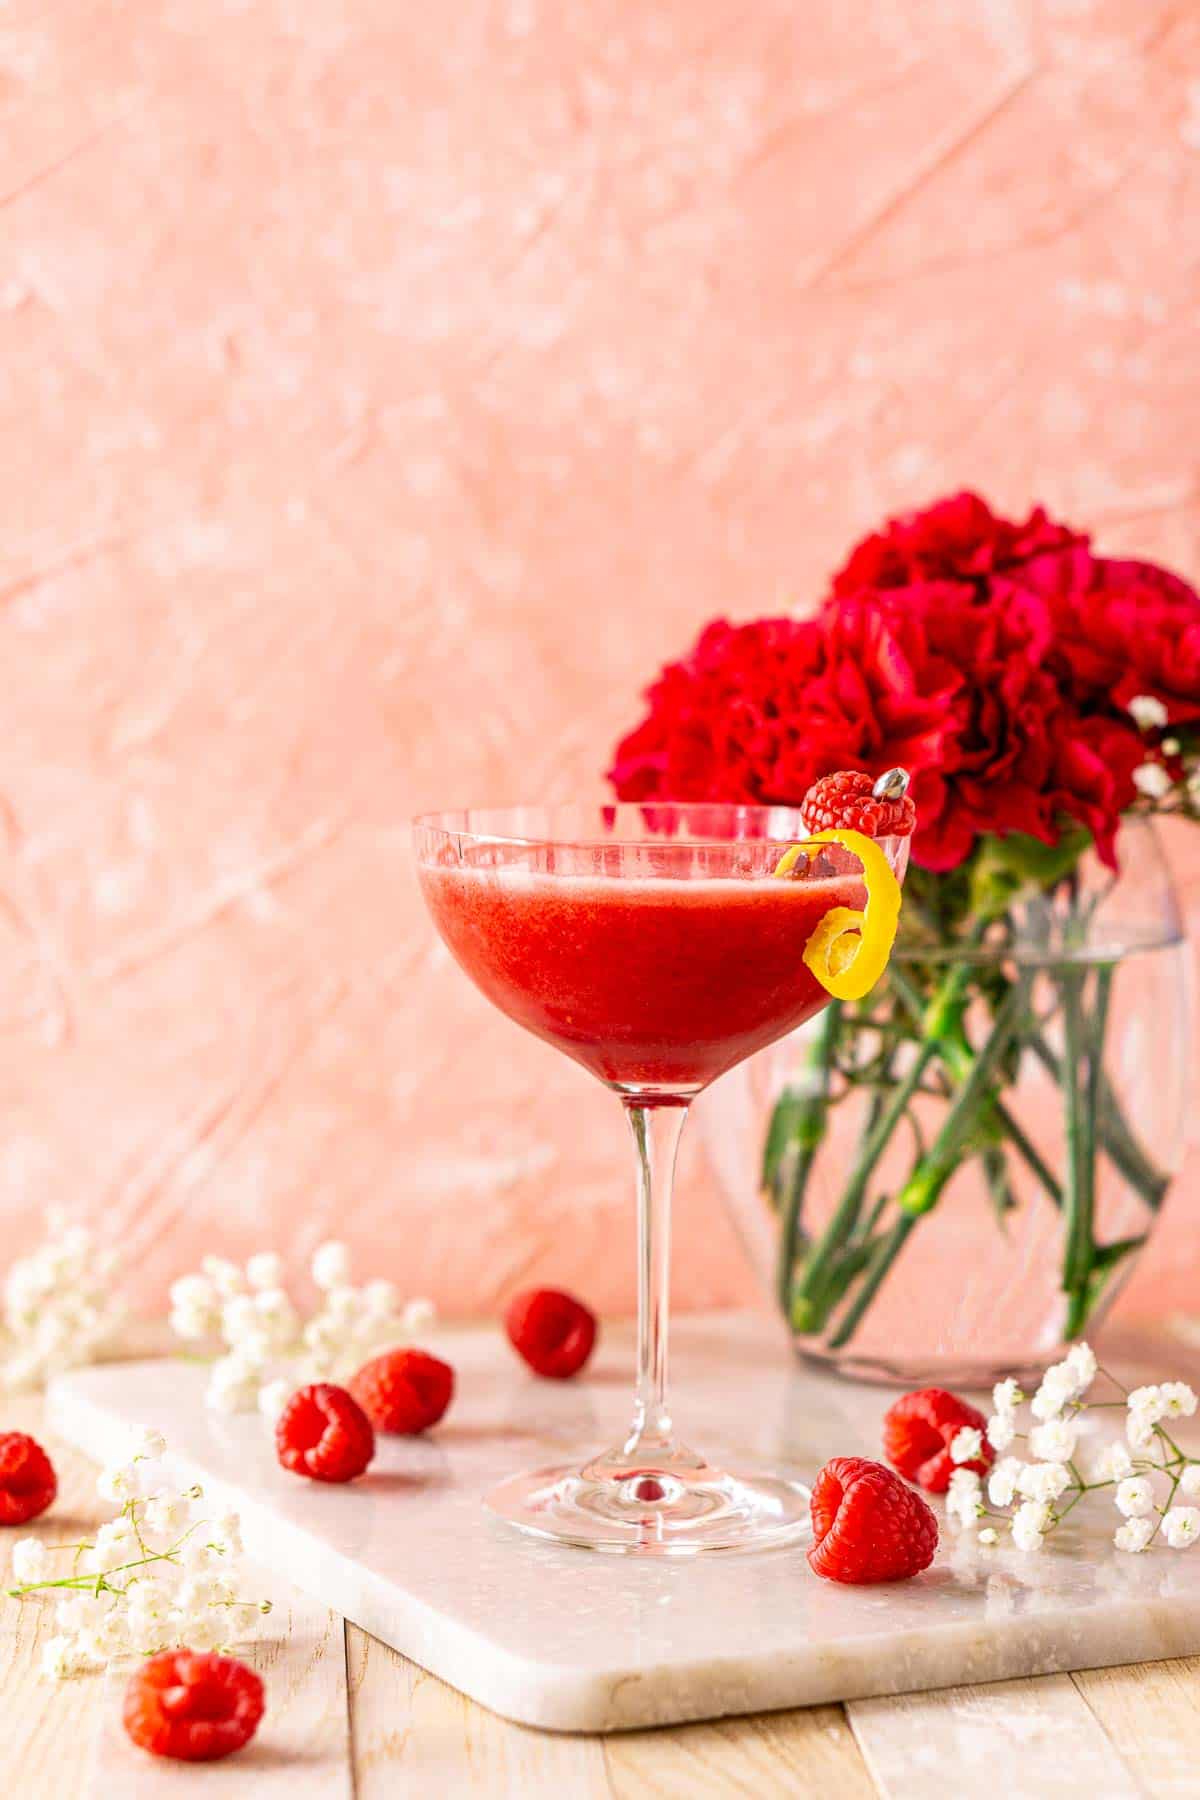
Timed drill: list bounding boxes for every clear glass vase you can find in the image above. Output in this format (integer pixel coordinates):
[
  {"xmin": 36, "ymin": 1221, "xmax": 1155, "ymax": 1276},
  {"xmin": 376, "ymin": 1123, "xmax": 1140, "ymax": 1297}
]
[{"xmin": 697, "ymin": 818, "xmax": 1192, "ymax": 1386}]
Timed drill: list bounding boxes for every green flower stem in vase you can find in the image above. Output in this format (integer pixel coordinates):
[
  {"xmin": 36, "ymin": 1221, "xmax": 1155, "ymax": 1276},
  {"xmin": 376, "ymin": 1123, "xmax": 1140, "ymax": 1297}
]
[
  {"xmin": 770, "ymin": 1001, "xmax": 842, "ymax": 1313},
  {"xmin": 1029, "ymin": 1028, "xmax": 1170, "ymax": 1212},
  {"xmin": 892, "ymin": 973, "xmax": 1032, "ymax": 1220},
  {"xmin": 785, "ymin": 964, "xmax": 967, "ymax": 1332},
  {"xmin": 888, "ymin": 963, "xmax": 1063, "ymax": 1211},
  {"xmin": 1057, "ymin": 962, "xmax": 1149, "ymax": 1337},
  {"xmin": 823, "ymin": 972, "xmax": 1033, "ymax": 1350},
  {"xmin": 1059, "ymin": 965, "xmax": 1091, "ymax": 1297}
]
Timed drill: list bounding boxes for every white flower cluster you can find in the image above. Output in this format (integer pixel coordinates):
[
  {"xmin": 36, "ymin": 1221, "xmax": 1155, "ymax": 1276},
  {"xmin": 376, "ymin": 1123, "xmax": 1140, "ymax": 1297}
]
[
  {"xmin": 945, "ymin": 1344, "xmax": 1200, "ymax": 1556},
  {"xmin": 1127, "ymin": 693, "xmax": 1200, "ymax": 811},
  {"xmin": 1128, "ymin": 694, "xmax": 1173, "ymax": 800},
  {"xmin": 169, "ymin": 1242, "xmax": 434, "ymax": 1416},
  {"xmin": 2, "ymin": 1209, "xmax": 125, "ymax": 1392},
  {"xmin": 1128, "ymin": 694, "xmax": 1169, "ymax": 733},
  {"xmin": 8, "ymin": 1427, "xmax": 270, "ymax": 1680}
]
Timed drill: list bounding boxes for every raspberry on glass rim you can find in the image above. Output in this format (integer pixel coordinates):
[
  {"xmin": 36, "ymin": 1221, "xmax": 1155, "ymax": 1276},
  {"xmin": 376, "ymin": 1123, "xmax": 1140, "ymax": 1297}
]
[{"xmin": 800, "ymin": 768, "xmax": 917, "ymax": 839}]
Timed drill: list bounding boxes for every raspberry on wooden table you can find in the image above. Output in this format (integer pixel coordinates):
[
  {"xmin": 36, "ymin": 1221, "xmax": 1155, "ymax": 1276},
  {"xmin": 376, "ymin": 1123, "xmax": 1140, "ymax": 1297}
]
[
  {"xmin": 349, "ymin": 1349, "xmax": 455, "ymax": 1434},
  {"xmin": 275, "ymin": 1383, "xmax": 375, "ymax": 1483},
  {"xmin": 123, "ymin": 1650, "xmax": 265, "ymax": 1762},
  {"xmin": 882, "ymin": 1387, "xmax": 994, "ymax": 1493},
  {"xmin": 808, "ymin": 1456, "xmax": 938, "ymax": 1585},
  {"xmin": 505, "ymin": 1288, "xmax": 597, "ymax": 1379},
  {"xmin": 0, "ymin": 1432, "xmax": 57, "ymax": 1526},
  {"xmin": 800, "ymin": 770, "xmax": 916, "ymax": 839}
]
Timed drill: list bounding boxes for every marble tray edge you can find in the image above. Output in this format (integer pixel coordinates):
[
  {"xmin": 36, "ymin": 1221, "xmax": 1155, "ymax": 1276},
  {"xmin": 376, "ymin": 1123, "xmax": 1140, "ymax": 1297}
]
[{"xmin": 46, "ymin": 1363, "xmax": 1200, "ymax": 1734}]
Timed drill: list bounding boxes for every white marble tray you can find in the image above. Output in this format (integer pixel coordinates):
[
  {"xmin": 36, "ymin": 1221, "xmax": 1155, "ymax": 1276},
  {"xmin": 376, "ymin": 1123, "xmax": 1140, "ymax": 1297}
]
[{"xmin": 46, "ymin": 1315, "xmax": 1200, "ymax": 1733}]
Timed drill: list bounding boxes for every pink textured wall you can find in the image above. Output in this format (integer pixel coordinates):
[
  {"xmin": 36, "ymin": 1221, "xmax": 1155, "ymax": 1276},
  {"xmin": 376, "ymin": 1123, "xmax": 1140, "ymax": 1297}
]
[{"xmin": 2, "ymin": 0, "xmax": 1198, "ymax": 1318}]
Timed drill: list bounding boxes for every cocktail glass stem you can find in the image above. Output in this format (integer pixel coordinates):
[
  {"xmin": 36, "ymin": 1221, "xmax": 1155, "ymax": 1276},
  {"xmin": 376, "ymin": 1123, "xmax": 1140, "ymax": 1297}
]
[{"xmin": 622, "ymin": 1100, "xmax": 688, "ymax": 1462}]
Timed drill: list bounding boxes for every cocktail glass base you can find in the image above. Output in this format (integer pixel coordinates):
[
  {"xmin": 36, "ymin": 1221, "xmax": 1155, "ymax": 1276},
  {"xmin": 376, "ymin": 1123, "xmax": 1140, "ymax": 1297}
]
[{"xmin": 485, "ymin": 1458, "xmax": 812, "ymax": 1556}]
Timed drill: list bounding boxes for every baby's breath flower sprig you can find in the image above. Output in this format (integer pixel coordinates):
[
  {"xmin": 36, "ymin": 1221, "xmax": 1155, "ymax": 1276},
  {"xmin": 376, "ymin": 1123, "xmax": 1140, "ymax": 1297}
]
[
  {"xmin": 169, "ymin": 1241, "xmax": 435, "ymax": 1417},
  {"xmin": 1, "ymin": 1208, "xmax": 126, "ymax": 1393},
  {"xmin": 7, "ymin": 1426, "xmax": 271, "ymax": 1680},
  {"xmin": 945, "ymin": 1343, "xmax": 1200, "ymax": 1556},
  {"xmin": 1127, "ymin": 694, "xmax": 1200, "ymax": 822}
]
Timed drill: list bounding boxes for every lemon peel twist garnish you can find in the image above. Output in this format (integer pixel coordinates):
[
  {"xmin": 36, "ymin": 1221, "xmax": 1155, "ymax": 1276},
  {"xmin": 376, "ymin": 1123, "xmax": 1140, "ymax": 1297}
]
[{"xmin": 772, "ymin": 828, "xmax": 902, "ymax": 1002}]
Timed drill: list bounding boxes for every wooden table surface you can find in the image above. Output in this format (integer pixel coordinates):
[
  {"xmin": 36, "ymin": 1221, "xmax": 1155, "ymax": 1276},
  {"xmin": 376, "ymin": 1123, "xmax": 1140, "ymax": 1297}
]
[{"xmin": 7, "ymin": 1372, "xmax": 1200, "ymax": 1797}]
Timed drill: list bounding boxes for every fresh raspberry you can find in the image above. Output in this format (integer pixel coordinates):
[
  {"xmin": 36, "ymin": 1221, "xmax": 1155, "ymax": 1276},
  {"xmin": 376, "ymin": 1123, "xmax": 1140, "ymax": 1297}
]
[
  {"xmin": 349, "ymin": 1349, "xmax": 455, "ymax": 1435},
  {"xmin": 808, "ymin": 1455, "xmax": 938, "ymax": 1585},
  {"xmin": 505, "ymin": 1288, "xmax": 597, "ymax": 1379},
  {"xmin": 0, "ymin": 1432, "xmax": 57, "ymax": 1526},
  {"xmin": 123, "ymin": 1650, "xmax": 265, "ymax": 1762},
  {"xmin": 800, "ymin": 770, "xmax": 916, "ymax": 839},
  {"xmin": 275, "ymin": 1383, "xmax": 375, "ymax": 1483},
  {"xmin": 882, "ymin": 1387, "xmax": 994, "ymax": 1493}
]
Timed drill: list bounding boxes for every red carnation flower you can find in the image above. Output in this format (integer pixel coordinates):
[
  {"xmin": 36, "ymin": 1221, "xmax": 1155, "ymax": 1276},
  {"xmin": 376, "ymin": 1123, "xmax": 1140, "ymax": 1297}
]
[
  {"xmin": 853, "ymin": 576, "xmax": 1147, "ymax": 871},
  {"xmin": 608, "ymin": 610, "xmax": 957, "ymax": 826},
  {"xmin": 610, "ymin": 493, "xmax": 1197, "ymax": 875},
  {"xmin": 1023, "ymin": 550, "xmax": 1200, "ymax": 729},
  {"xmin": 609, "ymin": 618, "xmax": 821, "ymax": 803},
  {"xmin": 831, "ymin": 490, "xmax": 1085, "ymax": 596}
]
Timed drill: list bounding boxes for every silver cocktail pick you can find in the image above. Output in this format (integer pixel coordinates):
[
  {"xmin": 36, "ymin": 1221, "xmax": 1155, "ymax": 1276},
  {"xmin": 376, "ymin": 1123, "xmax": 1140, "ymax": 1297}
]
[{"xmin": 872, "ymin": 767, "xmax": 910, "ymax": 800}]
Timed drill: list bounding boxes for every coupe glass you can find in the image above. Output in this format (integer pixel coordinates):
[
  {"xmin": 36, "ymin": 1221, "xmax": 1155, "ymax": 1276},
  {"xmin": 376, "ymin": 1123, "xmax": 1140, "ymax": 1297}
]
[{"xmin": 414, "ymin": 803, "xmax": 908, "ymax": 1554}]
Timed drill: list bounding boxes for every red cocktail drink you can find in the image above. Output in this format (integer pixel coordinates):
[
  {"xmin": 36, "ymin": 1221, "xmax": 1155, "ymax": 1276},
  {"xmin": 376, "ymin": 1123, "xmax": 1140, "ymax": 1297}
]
[
  {"xmin": 420, "ymin": 862, "xmax": 866, "ymax": 1094},
  {"xmin": 414, "ymin": 801, "xmax": 908, "ymax": 1553}
]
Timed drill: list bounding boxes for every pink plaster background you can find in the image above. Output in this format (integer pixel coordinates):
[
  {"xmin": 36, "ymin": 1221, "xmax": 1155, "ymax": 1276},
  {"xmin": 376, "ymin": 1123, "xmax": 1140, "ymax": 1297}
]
[{"xmin": 1, "ymin": 0, "xmax": 1198, "ymax": 1320}]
